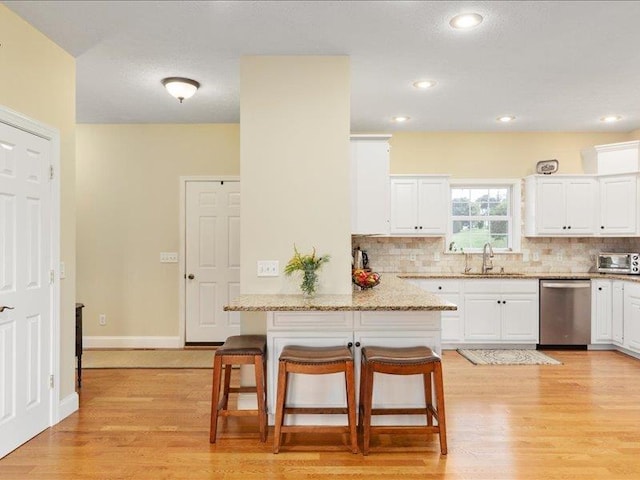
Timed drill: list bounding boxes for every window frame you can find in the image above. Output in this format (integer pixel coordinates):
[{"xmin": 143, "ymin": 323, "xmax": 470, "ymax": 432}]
[{"xmin": 447, "ymin": 178, "xmax": 521, "ymax": 253}]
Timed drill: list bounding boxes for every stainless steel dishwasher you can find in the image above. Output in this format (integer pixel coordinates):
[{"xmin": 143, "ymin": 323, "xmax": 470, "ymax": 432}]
[{"xmin": 539, "ymin": 279, "xmax": 591, "ymax": 347}]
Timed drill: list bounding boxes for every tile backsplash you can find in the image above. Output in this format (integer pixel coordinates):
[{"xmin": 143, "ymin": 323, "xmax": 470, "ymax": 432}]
[{"xmin": 353, "ymin": 235, "xmax": 640, "ymax": 274}]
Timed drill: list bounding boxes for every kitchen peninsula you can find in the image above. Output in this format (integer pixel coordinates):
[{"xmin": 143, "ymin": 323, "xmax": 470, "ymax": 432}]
[{"xmin": 225, "ymin": 275, "xmax": 456, "ymax": 425}]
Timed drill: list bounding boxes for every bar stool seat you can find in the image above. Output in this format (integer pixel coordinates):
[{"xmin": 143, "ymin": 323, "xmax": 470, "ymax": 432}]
[
  {"xmin": 273, "ymin": 344, "xmax": 358, "ymax": 454},
  {"xmin": 359, "ymin": 345, "xmax": 447, "ymax": 455},
  {"xmin": 209, "ymin": 335, "xmax": 267, "ymax": 443}
]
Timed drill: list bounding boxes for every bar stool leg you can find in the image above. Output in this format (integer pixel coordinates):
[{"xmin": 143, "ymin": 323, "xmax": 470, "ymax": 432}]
[
  {"xmin": 434, "ymin": 361, "xmax": 448, "ymax": 455},
  {"xmin": 254, "ymin": 354, "xmax": 268, "ymax": 442},
  {"xmin": 221, "ymin": 364, "xmax": 232, "ymax": 410},
  {"xmin": 362, "ymin": 361, "xmax": 374, "ymax": 456},
  {"xmin": 423, "ymin": 369, "xmax": 433, "ymax": 427},
  {"xmin": 345, "ymin": 360, "xmax": 358, "ymax": 454},
  {"xmin": 273, "ymin": 360, "xmax": 288, "ymax": 453},
  {"xmin": 209, "ymin": 355, "xmax": 223, "ymax": 443}
]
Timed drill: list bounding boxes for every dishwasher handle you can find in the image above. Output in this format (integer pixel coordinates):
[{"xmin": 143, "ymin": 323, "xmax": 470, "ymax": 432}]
[{"xmin": 541, "ymin": 281, "xmax": 591, "ymax": 289}]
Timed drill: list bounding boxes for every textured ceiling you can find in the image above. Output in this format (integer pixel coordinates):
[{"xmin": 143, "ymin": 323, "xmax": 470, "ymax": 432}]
[{"xmin": 4, "ymin": 0, "xmax": 640, "ymax": 132}]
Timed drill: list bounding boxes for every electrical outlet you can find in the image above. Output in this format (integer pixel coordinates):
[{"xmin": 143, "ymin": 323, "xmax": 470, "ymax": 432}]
[
  {"xmin": 160, "ymin": 252, "xmax": 178, "ymax": 263},
  {"xmin": 532, "ymin": 252, "xmax": 540, "ymax": 261},
  {"xmin": 99, "ymin": 314, "xmax": 106, "ymax": 326},
  {"xmin": 409, "ymin": 253, "xmax": 417, "ymax": 261},
  {"xmin": 257, "ymin": 260, "xmax": 279, "ymax": 277}
]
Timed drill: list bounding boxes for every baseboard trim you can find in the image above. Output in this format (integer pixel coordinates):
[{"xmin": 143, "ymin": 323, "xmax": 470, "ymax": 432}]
[
  {"xmin": 57, "ymin": 392, "xmax": 79, "ymax": 423},
  {"xmin": 83, "ymin": 336, "xmax": 182, "ymax": 349}
]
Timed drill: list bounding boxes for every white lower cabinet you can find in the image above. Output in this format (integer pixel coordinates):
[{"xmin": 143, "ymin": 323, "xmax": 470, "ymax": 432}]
[
  {"xmin": 266, "ymin": 310, "xmax": 441, "ymax": 426},
  {"xmin": 623, "ymin": 282, "xmax": 640, "ymax": 352},
  {"xmin": 591, "ymin": 279, "xmax": 640, "ymax": 354},
  {"xmin": 612, "ymin": 281, "xmax": 625, "ymax": 345},
  {"xmin": 591, "ymin": 279, "xmax": 613, "ymax": 344},
  {"xmin": 462, "ymin": 280, "xmax": 539, "ymax": 344},
  {"xmin": 408, "ymin": 278, "xmax": 539, "ymax": 345}
]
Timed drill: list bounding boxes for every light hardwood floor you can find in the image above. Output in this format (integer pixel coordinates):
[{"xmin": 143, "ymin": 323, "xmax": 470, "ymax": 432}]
[{"xmin": 1, "ymin": 350, "xmax": 640, "ymax": 479}]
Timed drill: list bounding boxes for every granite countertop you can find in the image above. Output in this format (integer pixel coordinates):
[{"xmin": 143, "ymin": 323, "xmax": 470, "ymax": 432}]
[
  {"xmin": 398, "ymin": 271, "xmax": 640, "ymax": 281},
  {"xmin": 224, "ymin": 274, "xmax": 457, "ymax": 312},
  {"xmin": 224, "ymin": 271, "xmax": 640, "ymax": 312}
]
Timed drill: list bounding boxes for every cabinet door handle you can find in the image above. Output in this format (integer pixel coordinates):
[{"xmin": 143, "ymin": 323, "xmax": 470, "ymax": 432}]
[
  {"xmin": 438, "ymin": 286, "xmax": 442, "ymax": 290},
  {"xmin": 562, "ymin": 226, "xmax": 567, "ymax": 230},
  {"xmin": 187, "ymin": 274, "xmax": 195, "ymax": 280},
  {"xmin": 568, "ymin": 226, "xmax": 571, "ymax": 229},
  {"xmin": 503, "ymin": 300, "xmax": 507, "ymax": 304},
  {"xmin": 414, "ymin": 226, "xmax": 418, "ymax": 229},
  {"xmin": 598, "ymin": 287, "xmax": 603, "ymax": 291},
  {"xmin": 355, "ymin": 342, "xmax": 361, "ymax": 347},
  {"xmin": 601, "ymin": 226, "xmax": 605, "ymax": 229},
  {"xmin": 347, "ymin": 342, "xmax": 353, "ymax": 348},
  {"xmin": 419, "ymin": 226, "xmax": 423, "ymax": 229},
  {"xmin": 497, "ymin": 300, "xmax": 501, "ymax": 304}
]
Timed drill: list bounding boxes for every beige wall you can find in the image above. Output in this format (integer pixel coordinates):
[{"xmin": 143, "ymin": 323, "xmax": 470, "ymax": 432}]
[
  {"xmin": 629, "ymin": 129, "xmax": 640, "ymax": 140},
  {"xmin": 389, "ymin": 132, "xmax": 631, "ymax": 177},
  {"xmin": 75, "ymin": 124, "xmax": 239, "ymax": 338},
  {"xmin": 0, "ymin": 5, "xmax": 76, "ymax": 400},
  {"xmin": 239, "ymin": 56, "xmax": 351, "ymax": 296}
]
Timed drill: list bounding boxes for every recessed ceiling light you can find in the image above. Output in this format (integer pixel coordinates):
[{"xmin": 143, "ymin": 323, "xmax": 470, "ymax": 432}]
[
  {"xmin": 497, "ymin": 115, "xmax": 516, "ymax": 123},
  {"xmin": 413, "ymin": 80, "xmax": 437, "ymax": 90},
  {"xmin": 449, "ymin": 13, "xmax": 483, "ymax": 30},
  {"xmin": 600, "ymin": 115, "xmax": 622, "ymax": 123},
  {"xmin": 392, "ymin": 116, "xmax": 410, "ymax": 123}
]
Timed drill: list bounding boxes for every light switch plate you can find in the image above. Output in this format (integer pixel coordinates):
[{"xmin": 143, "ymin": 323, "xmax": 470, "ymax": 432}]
[
  {"xmin": 257, "ymin": 260, "xmax": 279, "ymax": 277},
  {"xmin": 160, "ymin": 252, "xmax": 178, "ymax": 263}
]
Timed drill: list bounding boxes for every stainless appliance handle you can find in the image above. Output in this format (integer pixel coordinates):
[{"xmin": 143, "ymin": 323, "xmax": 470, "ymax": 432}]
[{"xmin": 541, "ymin": 282, "xmax": 591, "ymax": 289}]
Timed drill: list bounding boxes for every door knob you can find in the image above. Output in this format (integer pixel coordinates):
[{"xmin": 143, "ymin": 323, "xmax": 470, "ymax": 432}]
[
  {"xmin": 187, "ymin": 274, "xmax": 195, "ymax": 280},
  {"xmin": 0, "ymin": 306, "xmax": 14, "ymax": 313}
]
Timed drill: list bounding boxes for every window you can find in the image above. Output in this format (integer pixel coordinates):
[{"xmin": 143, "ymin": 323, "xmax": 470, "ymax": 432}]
[{"xmin": 448, "ymin": 180, "xmax": 520, "ymax": 252}]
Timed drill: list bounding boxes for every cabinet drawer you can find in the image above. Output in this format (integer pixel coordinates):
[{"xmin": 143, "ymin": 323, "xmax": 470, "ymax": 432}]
[
  {"xmin": 355, "ymin": 311, "xmax": 440, "ymax": 330},
  {"xmin": 408, "ymin": 279, "xmax": 461, "ymax": 294},
  {"xmin": 463, "ymin": 279, "xmax": 538, "ymax": 294},
  {"xmin": 268, "ymin": 311, "xmax": 353, "ymax": 330},
  {"xmin": 501, "ymin": 279, "xmax": 539, "ymax": 294}
]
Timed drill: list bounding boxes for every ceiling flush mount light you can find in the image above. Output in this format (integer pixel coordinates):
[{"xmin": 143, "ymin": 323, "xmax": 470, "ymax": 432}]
[
  {"xmin": 413, "ymin": 80, "xmax": 437, "ymax": 90},
  {"xmin": 449, "ymin": 13, "xmax": 483, "ymax": 30},
  {"xmin": 600, "ymin": 115, "xmax": 622, "ymax": 123},
  {"xmin": 392, "ymin": 116, "xmax": 410, "ymax": 123},
  {"xmin": 497, "ymin": 115, "xmax": 516, "ymax": 123},
  {"xmin": 161, "ymin": 77, "xmax": 200, "ymax": 103}
]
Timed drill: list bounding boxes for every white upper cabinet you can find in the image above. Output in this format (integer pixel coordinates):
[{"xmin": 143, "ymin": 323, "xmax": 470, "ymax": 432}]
[
  {"xmin": 525, "ymin": 175, "xmax": 596, "ymax": 236},
  {"xmin": 390, "ymin": 175, "xmax": 449, "ymax": 235},
  {"xmin": 526, "ymin": 173, "xmax": 640, "ymax": 237},
  {"xmin": 597, "ymin": 174, "xmax": 639, "ymax": 235},
  {"xmin": 350, "ymin": 135, "xmax": 390, "ymax": 235}
]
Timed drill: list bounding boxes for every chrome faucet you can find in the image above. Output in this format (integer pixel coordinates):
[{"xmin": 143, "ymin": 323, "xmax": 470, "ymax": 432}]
[{"xmin": 482, "ymin": 242, "xmax": 494, "ymax": 274}]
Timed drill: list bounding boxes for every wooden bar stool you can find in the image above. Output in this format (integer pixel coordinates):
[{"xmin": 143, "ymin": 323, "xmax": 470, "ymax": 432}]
[
  {"xmin": 209, "ymin": 335, "xmax": 267, "ymax": 443},
  {"xmin": 359, "ymin": 345, "xmax": 447, "ymax": 455},
  {"xmin": 273, "ymin": 345, "xmax": 358, "ymax": 454}
]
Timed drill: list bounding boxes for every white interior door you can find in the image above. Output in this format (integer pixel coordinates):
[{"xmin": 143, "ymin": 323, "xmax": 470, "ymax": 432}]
[
  {"xmin": 0, "ymin": 121, "xmax": 52, "ymax": 458},
  {"xmin": 185, "ymin": 181, "xmax": 240, "ymax": 343}
]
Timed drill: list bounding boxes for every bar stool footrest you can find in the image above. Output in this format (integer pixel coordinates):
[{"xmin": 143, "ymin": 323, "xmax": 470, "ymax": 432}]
[
  {"xmin": 280, "ymin": 425, "xmax": 353, "ymax": 434},
  {"xmin": 367, "ymin": 425, "xmax": 441, "ymax": 435},
  {"xmin": 284, "ymin": 407, "xmax": 349, "ymax": 415},
  {"xmin": 369, "ymin": 407, "xmax": 430, "ymax": 415}
]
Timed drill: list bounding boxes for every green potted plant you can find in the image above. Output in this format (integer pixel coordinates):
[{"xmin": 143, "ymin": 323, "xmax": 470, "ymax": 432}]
[{"xmin": 284, "ymin": 245, "xmax": 330, "ymax": 297}]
